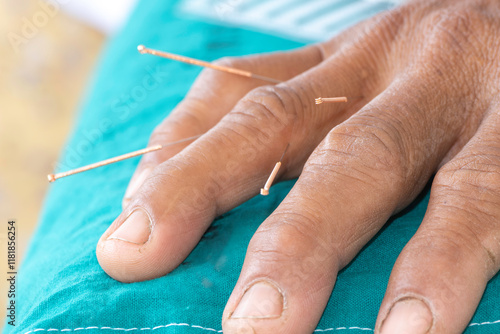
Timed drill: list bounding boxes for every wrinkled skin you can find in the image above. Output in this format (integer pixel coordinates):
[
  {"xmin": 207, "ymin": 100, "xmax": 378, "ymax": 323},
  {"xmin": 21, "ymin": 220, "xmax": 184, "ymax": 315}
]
[{"xmin": 96, "ymin": 0, "xmax": 500, "ymax": 333}]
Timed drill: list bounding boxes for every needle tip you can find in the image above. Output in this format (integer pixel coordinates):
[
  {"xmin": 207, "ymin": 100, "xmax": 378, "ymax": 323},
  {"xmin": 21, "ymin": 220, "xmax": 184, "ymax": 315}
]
[
  {"xmin": 315, "ymin": 98, "xmax": 323, "ymax": 105},
  {"xmin": 47, "ymin": 174, "xmax": 56, "ymax": 183},
  {"xmin": 137, "ymin": 45, "xmax": 147, "ymax": 54},
  {"xmin": 260, "ymin": 188, "xmax": 269, "ymax": 196}
]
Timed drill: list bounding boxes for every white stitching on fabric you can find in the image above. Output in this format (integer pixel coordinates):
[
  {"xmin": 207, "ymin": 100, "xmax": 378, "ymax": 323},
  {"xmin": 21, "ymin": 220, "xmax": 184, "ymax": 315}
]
[
  {"xmin": 469, "ymin": 319, "xmax": 500, "ymax": 326},
  {"xmin": 313, "ymin": 327, "xmax": 373, "ymax": 332},
  {"xmin": 22, "ymin": 324, "xmax": 224, "ymax": 334},
  {"xmin": 21, "ymin": 319, "xmax": 500, "ymax": 334}
]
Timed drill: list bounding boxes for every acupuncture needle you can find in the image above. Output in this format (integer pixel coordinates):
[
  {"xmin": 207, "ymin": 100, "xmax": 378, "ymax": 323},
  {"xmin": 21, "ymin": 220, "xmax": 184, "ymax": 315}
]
[
  {"xmin": 48, "ymin": 46, "xmax": 350, "ymax": 183},
  {"xmin": 47, "ymin": 135, "xmax": 202, "ymax": 182},
  {"xmin": 138, "ymin": 45, "xmax": 351, "ymax": 103},
  {"xmin": 137, "ymin": 45, "xmax": 283, "ymax": 84},
  {"xmin": 315, "ymin": 97, "xmax": 349, "ymax": 104},
  {"xmin": 260, "ymin": 143, "xmax": 290, "ymax": 196}
]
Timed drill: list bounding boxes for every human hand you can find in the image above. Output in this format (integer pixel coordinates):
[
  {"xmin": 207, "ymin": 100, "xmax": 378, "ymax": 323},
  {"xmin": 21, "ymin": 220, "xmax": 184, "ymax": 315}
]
[{"xmin": 97, "ymin": 0, "xmax": 500, "ymax": 333}]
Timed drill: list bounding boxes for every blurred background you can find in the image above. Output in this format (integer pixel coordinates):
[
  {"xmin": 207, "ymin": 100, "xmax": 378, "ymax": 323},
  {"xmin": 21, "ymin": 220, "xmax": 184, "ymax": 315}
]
[
  {"xmin": 0, "ymin": 0, "xmax": 137, "ymax": 321},
  {"xmin": 0, "ymin": 0, "xmax": 397, "ymax": 323}
]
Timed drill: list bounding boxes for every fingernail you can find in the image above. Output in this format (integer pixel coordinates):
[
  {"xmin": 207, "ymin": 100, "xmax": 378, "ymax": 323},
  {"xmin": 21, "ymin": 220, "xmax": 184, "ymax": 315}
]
[
  {"xmin": 231, "ymin": 282, "xmax": 284, "ymax": 319},
  {"xmin": 108, "ymin": 209, "xmax": 152, "ymax": 245},
  {"xmin": 124, "ymin": 167, "xmax": 153, "ymax": 201},
  {"xmin": 380, "ymin": 298, "xmax": 433, "ymax": 334}
]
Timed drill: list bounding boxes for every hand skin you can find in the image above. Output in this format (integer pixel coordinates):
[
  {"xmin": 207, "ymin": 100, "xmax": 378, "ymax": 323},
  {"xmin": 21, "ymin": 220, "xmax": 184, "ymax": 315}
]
[{"xmin": 96, "ymin": 0, "xmax": 500, "ymax": 333}]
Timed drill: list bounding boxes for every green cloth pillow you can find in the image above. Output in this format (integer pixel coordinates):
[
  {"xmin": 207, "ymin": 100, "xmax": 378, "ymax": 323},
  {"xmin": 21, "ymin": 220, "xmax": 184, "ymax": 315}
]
[{"xmin": 10, "ymin": 1, "xmax": 500, "ymax": 333}]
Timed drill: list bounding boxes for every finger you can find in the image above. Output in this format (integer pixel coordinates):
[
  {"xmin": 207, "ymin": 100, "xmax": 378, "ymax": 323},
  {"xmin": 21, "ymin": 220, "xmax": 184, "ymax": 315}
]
[
  {"xmin": 122, "ymin": 45, "xmax": 325, "ymax": 207},
  {"xmin": 375, "ymin": 109, "xmax": 500, "ymax": 334},
  {"xmin": 96, "ymin": 19, "xmax": 395, "ymax": 283},
  {"xmin": 221, "ymin": 73, "xmax": 468, "ymax": 334},
  {"xmin": 121, "ymin": 11, "xmax": 392, "ymax": 208}
]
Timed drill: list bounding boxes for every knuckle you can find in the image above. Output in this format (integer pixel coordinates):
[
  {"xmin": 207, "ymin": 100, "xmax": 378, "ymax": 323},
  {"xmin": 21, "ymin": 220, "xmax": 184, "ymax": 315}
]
[
  {"xmin": 427, "ymin": 9, "xmax": 474, "ymax": 47},
  {"xmin": 415, "ymin": 5, "xmax": 500, "ymax": 96},
  {"xmin": 248, "ymin": 223, "xmax": 336, "ymax": 291},
  {"xmin": 242, "ymin": 85, "xmax": 301, "ymax": 124},
  {"xmin": 222, "ymin": 85, "xmax": 300, "ymax": 144},
  {"xmin": 432, "ymin": 152, "xmax": 500, "ymax": 273},
  {"xmin": 306, "ymin": 116, "xmax": 408, "ymax": 191},
  {"xmin": 330, "ymin": 7, "xmax": 407, "ymax": 77},
  {"xmin": 433, "ymin": 152, "xmax": 500, "ymax": 223},
  {"xmin": 413, "ymin": 222, "xmax": 498, "ymax": 279},
  {"xmin": 421, "ymin": 8, "xmax": 486, "ymax": 64},
  {"xmin": 428, "ymin": 222, "xmax": 499, "ymax": 276},
  {"xmin": 370, "ymin": 5, "xmax": 407, "ymax": 39},
  {"xmin": 250, "ymin": 212, "xmax": 336, "ymax": 268},
  {"xmin": 435, "ymin": 152, "xmax": 500, "ymax": 197},
  {"xmin": 416, "ymin": 8, "xmax": 479, "ymax": 79}
]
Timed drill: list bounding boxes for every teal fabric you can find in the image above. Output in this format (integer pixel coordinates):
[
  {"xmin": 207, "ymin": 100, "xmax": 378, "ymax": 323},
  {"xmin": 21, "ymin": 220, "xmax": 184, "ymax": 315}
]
[{"xmin": 11, "ymin": 1, "xmax": 500, "ymax": 333}]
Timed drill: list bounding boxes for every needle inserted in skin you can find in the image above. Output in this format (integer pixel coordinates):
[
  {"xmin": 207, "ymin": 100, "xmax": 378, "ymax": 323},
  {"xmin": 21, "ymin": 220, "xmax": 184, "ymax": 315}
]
[
  {"xmin": 261, "ymin": 144, "xmax": 290, "ymax": 196},
  {"xmin": 47, "ymin": 135, "xmax": 202, "ymax": 183},
  {"xmin": 315, "ymin": 97, "xmax": 348, "ymax": 104},
  {"xmin": 137, "ymin": 45, "xmax": 283, "ymax": 85}
]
